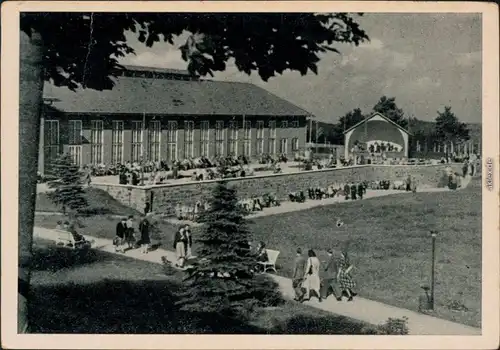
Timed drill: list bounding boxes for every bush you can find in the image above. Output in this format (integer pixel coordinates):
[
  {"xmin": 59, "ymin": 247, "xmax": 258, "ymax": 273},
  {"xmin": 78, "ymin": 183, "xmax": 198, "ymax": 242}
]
[
  {"xmin": 77, "ymin": 206, "xmax": 112, "ymax": 217},
  {"xmin": 376, "ymin": 317, "xmax": 409, "ymax": 335},
  {"xmin": 253, "ymin": 166, "xmax": 273, "ymax": 172}
]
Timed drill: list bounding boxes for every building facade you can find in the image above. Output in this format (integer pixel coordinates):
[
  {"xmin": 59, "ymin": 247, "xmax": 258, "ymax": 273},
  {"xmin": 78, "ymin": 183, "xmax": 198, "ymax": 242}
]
[{"xmin": 40, "ymin": 66, "xmax": 309, "ymax": 174}]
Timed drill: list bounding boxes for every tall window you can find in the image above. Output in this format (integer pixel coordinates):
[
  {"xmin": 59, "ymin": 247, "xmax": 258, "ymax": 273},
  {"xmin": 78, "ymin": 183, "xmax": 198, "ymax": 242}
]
[
  {"xmin": 215, "ymin": 120, "xmax": 224, "ymax": 156},
  {"xmin": 131, "ymin": 121, "xmax": 143, "ymax": 163},
  {"xmin": 256, "ymin": 120, "xmax": 264, "ymax": 155},
  {"xmin": 243, "ymin": 120, "xmax": 251, "ymax": 156},
  {"xmin": 68, "ymin": 120, "xmax": 82, "ymax": 166},
  {"xmin": 184, "ymin": 121, "xmax": 194, "ymax": 159},
  {"xmin": 200, "ymin": 120, "xmax": 210, "ymax": 157},
  {"xmin": 167, "ymin": 121, "xmax": 178, "ymax": 162},
  {"xmin": 280, "ymin": 138, "xmax": 288, "ymax": 154},
  {"xmin": 292, "ymin": 137, "xmax": 299, "ymax": 152},
  {"xmin": 269, "ymin": 120, "xmax": 276, "ymax": 155},
  {"xmin": 44, "ymin": 120, "xmax": 59, "ymax": 172},
  {"xmin": 68, "ymin": 120, "xmax": 82, "ymax": 145},
  {"xmin": 416, "ymin": 140, "xmax": 421, "ymax": 152},
  {"xmin": 111, "ymin": 121, "xmax": 124, "ymax": 164},
  {"xmin": 228, "ymin": 120, "xmax": 238, "ymax": 155},
  {"xmin": 291, "ymin": 120, "xmax": 299, "ymax": 128},
  {"xmin": 148, "ymin": 121, "xmax": 161, "ymax": 162},
  {"xmin": 281, "ymin": 120, "xmax": 288, "ymax": 129},
  {"xmin": 90, "ymin": 120, "xmax": 103, "ymax": 164}
]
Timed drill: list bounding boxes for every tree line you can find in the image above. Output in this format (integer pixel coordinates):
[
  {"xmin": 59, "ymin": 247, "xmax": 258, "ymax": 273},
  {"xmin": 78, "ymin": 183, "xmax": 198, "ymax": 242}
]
[{"xmin": 308, "ymin": 96, "xmax": 472, "ymax": 156}]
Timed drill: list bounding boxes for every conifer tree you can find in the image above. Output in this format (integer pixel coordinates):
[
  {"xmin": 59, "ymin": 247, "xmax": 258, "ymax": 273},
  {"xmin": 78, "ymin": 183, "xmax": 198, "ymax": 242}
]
[
  {"xmin": 48, "ymin": 153, "xmax": 88, "ymax": 214},
  {"xmin": 177, "ymin": 181, "xmax": 282, "ymax": 319}
]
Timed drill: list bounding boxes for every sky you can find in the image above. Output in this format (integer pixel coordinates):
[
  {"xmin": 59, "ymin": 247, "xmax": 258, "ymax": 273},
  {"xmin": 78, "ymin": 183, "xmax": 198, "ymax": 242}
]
[{"xmin": 119, "ymin": 13, "xmax": 482, "ymax": 124}]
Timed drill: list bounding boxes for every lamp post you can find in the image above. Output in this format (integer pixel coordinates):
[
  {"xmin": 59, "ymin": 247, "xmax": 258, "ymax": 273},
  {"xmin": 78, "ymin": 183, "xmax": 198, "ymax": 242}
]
[{"xmin": 430, "ymin": 230, "xmax": 438, "ymax": 309}]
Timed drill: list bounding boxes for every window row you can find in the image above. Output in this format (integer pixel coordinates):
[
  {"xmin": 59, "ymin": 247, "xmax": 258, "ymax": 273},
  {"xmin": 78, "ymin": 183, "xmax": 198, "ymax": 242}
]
[{"xmin": 43, "ymin": 120, "xmax": 301, "ymax": 166}]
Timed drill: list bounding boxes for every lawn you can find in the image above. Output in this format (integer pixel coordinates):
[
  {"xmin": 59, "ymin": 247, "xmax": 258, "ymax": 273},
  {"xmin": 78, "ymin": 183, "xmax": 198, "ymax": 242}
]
[
  {"xmin": 246, "ymin": 178, "xmax": 482, "ymax": 328},
  {"xmin": 34, "ymin": 178, "xmax": 482, "ymax": 328},
  {"xmin": 36, "ymin": 187, "xmax": 140, "ymax": 216},
  {"xmin": 30, "ymin": 238, "xmax": 377, "ymax": 334}
]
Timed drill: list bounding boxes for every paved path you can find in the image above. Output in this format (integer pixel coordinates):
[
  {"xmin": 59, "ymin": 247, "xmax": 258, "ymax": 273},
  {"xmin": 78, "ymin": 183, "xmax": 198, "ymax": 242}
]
[
  {"xmin": 165, "ymin": 184, "xmax": 461, "ymax": 226},
  {"xmin": 33, "ymin": 226, "xmax": 480, "ymax": 335}
]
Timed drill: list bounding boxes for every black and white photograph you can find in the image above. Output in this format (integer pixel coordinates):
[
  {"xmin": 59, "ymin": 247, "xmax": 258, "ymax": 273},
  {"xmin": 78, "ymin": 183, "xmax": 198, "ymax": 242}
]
[{"xmin": 2, "ymin": 2, "xmax": 499, "ymax": 349}]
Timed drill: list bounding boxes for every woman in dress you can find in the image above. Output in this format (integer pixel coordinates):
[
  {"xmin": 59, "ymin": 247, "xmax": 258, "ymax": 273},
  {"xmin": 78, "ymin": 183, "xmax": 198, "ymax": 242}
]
[
  {"xmin": 173, "ymin": 227, "xmax": 188, "ymax": 267},
  {"xmin": 302, "ymin": 249, "xmax": 322, "ymax": 302},
  {"xmin": 337, "ymin": 249, "xmax": 357, "ymax": 301}
]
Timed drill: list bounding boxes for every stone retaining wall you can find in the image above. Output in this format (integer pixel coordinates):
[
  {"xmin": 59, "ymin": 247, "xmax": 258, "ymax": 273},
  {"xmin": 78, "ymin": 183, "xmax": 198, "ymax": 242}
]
[{"xmin": 92, "ymin": 164, "xmax": 462, "ymax": 216}]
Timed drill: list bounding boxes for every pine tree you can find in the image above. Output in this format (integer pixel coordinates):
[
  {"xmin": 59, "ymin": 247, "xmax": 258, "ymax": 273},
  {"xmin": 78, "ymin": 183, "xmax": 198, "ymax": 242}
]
[
  {"xmin": 435, "ymin": 106, "xmax": 470, "ymax": 158},
  {"xmin": 177, "ymin": 181, "xmax": 282, "ymax": 319},
  {"xmin": 48, "ymin": 153, "xmax": 88, "ymax": 214}
]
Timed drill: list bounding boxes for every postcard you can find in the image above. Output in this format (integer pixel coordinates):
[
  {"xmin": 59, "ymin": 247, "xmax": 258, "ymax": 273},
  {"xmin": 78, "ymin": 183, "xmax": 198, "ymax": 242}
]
[{"xmin": 1, "ymin": 1, "xmax": 498, "ymax": 349}]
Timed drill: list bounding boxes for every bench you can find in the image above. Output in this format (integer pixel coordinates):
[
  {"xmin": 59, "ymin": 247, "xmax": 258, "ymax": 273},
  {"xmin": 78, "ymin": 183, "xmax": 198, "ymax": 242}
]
[
  {"xmin": 257, "ymin": 249, "xmax": 280, "ymax": 274},
  {"xmin": 54, "ymin": 229, "xmax": 88, "ymax": 250}
]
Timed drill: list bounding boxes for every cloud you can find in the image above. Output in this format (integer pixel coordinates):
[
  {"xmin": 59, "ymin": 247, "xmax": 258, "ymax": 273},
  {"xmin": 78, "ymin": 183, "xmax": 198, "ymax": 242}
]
[
  {"xmin": 122, "ymin": 50, "xmax": 188, "ymax": 70},
  {"xmin": 412, "ymin": 77, "xmax": 442, "ymax": 89},
  {"xmin": 357, "ymin": 38, "xmax": 385, "ymax": 50},
  {"xmin": 392, "ymin": 52, "xmax": 415, "ymax": 69},
  {"xmin": 455, "ymin": 51, "xmax": 481, "ymax": 67},
  {"xmin": 116, "ymin": 15, "xmax": 481, "ymax": 124},
  {"xmin": 338, "ymin": 37, "xmax": 414, "ymax": 71}
]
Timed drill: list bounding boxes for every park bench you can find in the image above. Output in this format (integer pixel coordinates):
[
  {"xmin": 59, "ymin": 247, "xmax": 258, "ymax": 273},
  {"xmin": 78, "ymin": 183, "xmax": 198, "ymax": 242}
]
[
  {"xmin": 257, "ymin": 249, "xmax": 280, "ymax": 274},
  {"xmin": 54, "ymin": 229, "xmax": 88, "ymax": 250}
]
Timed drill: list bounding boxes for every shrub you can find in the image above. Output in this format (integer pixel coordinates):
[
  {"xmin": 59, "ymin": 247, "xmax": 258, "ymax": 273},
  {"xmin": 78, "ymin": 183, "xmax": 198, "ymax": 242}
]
[
  {"xmin": 77, "ymin": 206, "xmax": 112, "ymax": 216},
  {"xmin": 376, "ymin": 317, "xmax": 409, "ymax": 335}
]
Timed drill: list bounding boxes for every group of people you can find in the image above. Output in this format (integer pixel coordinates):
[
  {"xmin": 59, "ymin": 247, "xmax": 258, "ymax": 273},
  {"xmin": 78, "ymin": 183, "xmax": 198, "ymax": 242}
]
[
  {"xmin": 173, "ymin": 224, "xmax": 193, "ymax": 268},
  {"xmin": 341, "ymin": 183, "xmax": 367, "ymax": 201},
  {"xmin": 292, "ymin": 247, "xmax": 357, "ymax": 303},
  {"xmin": 114, "ymin": 213, "xmax": 152, "ymax": 254}
]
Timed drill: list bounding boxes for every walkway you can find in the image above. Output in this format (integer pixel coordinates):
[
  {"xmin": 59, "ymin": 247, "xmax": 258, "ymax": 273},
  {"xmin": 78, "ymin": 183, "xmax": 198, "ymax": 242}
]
[
  {"xmin": 33, "ymin": 226, "xmax": 481, "ymax": 336},
  {"xmin": 165, "ymin": 184, "xmax": 461, "ymax": 226}
]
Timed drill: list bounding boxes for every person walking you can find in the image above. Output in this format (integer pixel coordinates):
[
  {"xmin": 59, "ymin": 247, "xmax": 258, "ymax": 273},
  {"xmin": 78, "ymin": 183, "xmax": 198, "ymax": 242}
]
[
  {"xmin": 173, "ymin": 227, "xmax": 188, "ymax": 267},
  {"xmin": 357, "ymin": 182, "xmax": 364, "ymax": 200},
  {"xmin": 406, "ymin": 175, "xmax": 412, "ymax": 192},
  {"xmin": 292, "ymin": 248, "xmax": 306, "ymax": 301},
  {"xmin": 125, "ymin": 215, "xmax": 135, "ymax": 250},
  {"xmin": 184, "ymin": 224, "xmax": 193, "ymax": 259},
  {"xmin": 411, "ymin": 176, "xmax": 418, "ymax": 193},
  {"xmin": 115, "ymin": 217, "xmax": 127, "ymax": 253},
  {"xmin": 302, "ymin": 249, "xmax": 322, "ymax": 302},
  {"xmin": 350, "ymin": 182, "xmax": 357, "ymax": 200},
  {"xmin": 320, "ymin": 248, "xmax": 342, "ymax": 301},
  {"xmin": 343, "ymin": 183, "xmax": 350, "ymax": 200},
  {"xmin": 338, "ymin": 248, "xmax": 357, "ymax": 301},
  {"xmin": 462, "ymin": 159, "xmax": 469, "ymax": 178},
  {"xmin": 139, "ymin": 213, "xmax": 152, "ymax": 254}
]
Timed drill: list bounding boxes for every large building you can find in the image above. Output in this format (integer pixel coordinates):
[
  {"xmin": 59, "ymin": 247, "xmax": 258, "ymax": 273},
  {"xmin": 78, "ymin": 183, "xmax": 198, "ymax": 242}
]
[
  {"xmin": 39, "ymin": 66, "xmax": 310, "ymax": 174},
  {"xmin": 343, "ymin": 112, "xmax": 411, "ymax": 159}
]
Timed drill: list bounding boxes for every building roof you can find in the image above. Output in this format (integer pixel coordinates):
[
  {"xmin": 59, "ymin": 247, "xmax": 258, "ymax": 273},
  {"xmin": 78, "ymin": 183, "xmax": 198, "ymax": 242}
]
[
  {"xmin": 120, "ymin": 65, "xmax": 192, "ymax": 76},
  {"xmin": 43, "ymin": 72, "xmax": 310, "ymax": 117},
  {"xmin": 343, "ymin": 112, "xmax": 412, "ymax": 135}
]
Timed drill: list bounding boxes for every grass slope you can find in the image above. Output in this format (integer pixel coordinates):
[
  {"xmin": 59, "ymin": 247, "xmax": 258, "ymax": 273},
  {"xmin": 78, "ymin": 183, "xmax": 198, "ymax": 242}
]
[
  {"xmin": 30, "ymin": 238, "xmax": 375, "ymax": 334},
  {"xmin": 247, "ymin": 178, "xmax": 482, "ymax": 328},
  {"xmin": 36, "ymin": 187, "xmax": 140, "ymax": 216}
]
